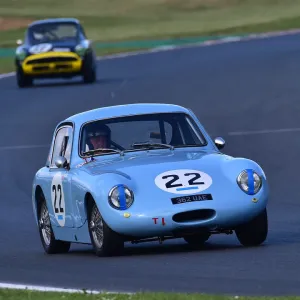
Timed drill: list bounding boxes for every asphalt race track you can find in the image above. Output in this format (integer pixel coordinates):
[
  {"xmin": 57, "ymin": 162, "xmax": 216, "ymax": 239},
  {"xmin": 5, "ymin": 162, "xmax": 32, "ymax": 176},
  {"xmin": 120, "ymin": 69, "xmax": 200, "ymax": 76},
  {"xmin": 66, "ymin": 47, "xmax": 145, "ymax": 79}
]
[{"xmin": 1, "ymin": 33, "xmax": 300, "ymax": 296}]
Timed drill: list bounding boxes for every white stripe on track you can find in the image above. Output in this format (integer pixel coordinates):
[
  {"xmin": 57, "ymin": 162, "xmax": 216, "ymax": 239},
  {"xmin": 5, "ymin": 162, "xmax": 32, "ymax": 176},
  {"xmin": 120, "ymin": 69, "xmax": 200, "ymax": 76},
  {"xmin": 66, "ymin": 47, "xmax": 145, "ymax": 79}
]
[
  {"xmin": 0, "ymin": 144, "xmax": 49, "ymax": 150},
  {"xmin": 1, "ymin": 28, "xmax": 300, "ymax": 79},
  {"xmin": 0, "ymin": 72, "xmax": 15, "ymax": 79},
  {"xmin": 0, "ymin": 282, "xmax": 133, "ymax": 295},
  {"xmin": 228, "ymin": 127, "xmax": 300, "ymax": 136}
]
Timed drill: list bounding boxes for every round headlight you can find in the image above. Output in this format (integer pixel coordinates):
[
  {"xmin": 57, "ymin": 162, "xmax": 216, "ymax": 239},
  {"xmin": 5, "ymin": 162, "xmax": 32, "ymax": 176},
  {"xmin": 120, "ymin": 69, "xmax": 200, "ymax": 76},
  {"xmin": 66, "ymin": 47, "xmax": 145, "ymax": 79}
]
[
  {"xmin": 237, "ymin": 170, "xmax": 262, "ymax": 195},
  {"xmin": 16, "ymin": 48, "xmax": 27, "ymax": 60},
  {"xmin": 75, "ymin": 44, "xmax": 87, "ymax": 56},
  {"xmin": 108, "ymin": 185, "xmax": 134, "ymax": 210}
]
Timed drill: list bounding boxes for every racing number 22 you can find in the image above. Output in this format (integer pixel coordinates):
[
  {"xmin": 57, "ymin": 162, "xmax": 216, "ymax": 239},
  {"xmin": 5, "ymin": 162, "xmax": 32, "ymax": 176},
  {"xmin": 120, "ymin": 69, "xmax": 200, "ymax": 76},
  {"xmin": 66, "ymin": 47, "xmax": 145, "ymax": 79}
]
[
  {"xmin": 162, "ymin": 172, "xmax": 204, "ymax": 188},
  {"xmin": 52, "ymin": 184, "xmax": 64, "ymax": 213}
]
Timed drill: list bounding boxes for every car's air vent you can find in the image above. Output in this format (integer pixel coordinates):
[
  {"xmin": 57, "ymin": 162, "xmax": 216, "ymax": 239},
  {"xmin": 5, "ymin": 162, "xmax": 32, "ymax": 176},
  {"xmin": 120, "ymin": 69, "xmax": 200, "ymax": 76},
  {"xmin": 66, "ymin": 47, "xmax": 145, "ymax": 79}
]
[{"xmin": 172, "ymin": 209, "xmax": 215, "ymax": 223}]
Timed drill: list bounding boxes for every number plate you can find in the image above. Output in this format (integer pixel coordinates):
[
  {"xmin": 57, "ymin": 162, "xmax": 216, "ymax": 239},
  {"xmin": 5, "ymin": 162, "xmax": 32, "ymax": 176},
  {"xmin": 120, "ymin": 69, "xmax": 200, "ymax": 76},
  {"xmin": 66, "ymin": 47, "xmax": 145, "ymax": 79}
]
[
  {"xmin": 171, "ymin": 194, "xmax": 213, "ymax": 205},
  {"xmin": 53, "ymin": 48, "xmax": 70, "ymax": 52}
]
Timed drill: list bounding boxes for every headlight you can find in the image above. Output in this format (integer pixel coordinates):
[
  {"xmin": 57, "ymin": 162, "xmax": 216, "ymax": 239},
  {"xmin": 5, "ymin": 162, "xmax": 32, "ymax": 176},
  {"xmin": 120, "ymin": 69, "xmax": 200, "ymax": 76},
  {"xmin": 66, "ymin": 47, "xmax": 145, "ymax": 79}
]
[
  {"xmin": 108, "ymin": 184, "xmax": 134, "ymax": 210},
  {"xmin": 16, "ymin": 48, "xmax": 27, "ymax": 60},
  {"xmin": 75, "ymin": 44, "xmax": 87, "ymax": 56},
  {"xmin": 237, "ymin": 170, "xmax": 262, "ymax": 195}
]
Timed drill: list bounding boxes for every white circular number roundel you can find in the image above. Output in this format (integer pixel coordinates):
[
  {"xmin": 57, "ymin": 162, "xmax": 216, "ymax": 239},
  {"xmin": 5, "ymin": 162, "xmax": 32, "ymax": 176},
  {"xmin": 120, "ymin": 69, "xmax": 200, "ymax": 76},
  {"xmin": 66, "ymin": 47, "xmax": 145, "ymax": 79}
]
[
  {"xmin": 51, "ymin": 173, "xmax": 66, "ymax": 227},
  {"xmin": 29, "ymin": 43, "xmax": 52, "ymax": 54},
  {"xmin": 155, "ymin": 169, "xmax": 212, "ymax": 195}
]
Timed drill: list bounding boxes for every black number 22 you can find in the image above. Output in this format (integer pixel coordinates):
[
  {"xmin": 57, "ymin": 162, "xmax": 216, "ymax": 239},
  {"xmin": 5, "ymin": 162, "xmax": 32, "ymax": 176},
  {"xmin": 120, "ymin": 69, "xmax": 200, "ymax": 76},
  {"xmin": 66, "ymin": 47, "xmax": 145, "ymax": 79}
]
[
  {"xmin": 52, "ymin": 184, "xmax": 64, "ymax": 213},
  {"xmin": 162, "ymin": 172, "xmax": 204, "ymax": 188}
]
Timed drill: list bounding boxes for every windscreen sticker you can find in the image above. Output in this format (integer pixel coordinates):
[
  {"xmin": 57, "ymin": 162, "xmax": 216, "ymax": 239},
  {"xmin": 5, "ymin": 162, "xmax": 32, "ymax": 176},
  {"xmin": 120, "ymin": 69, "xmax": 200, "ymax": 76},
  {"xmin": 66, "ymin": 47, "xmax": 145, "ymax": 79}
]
[{"xmin": 155, "ymin": 169, "xmax": 212, "ymax": 195}]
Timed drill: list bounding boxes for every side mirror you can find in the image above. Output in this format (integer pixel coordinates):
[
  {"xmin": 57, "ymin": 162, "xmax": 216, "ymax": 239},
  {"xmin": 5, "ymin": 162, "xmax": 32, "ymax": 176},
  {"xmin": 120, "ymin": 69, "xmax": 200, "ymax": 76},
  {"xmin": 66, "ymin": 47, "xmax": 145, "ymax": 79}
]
[
  {"xmin": 214, "ymin": 137, "xmax": 225, "ymax": 150},
  {"xmin": 55, "ymin": 156, "xmax": 68, "ymax": 168},
  {"xmin": 16, "ymin": 39, "xmax": 23, "ymax": 45}
]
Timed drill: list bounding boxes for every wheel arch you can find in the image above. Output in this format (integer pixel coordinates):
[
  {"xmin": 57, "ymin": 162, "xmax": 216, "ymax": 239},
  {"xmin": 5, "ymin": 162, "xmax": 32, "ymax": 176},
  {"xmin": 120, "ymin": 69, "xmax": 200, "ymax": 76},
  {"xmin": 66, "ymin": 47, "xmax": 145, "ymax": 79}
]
[
  {"xmin": 34, "ymin": 185, "xmax": 45, "ymax": 219},
  {"xmin": 84, "ymin": 192, "xmax": 95, "ymax": 220}
]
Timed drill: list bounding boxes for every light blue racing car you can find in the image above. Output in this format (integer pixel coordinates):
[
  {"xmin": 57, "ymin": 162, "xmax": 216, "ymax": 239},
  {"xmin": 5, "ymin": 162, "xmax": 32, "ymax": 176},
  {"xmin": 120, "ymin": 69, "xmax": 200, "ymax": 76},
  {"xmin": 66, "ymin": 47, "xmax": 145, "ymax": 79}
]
[{"xmin": 32, "ymin": 103, "xmax": 269, "ymax": 256}]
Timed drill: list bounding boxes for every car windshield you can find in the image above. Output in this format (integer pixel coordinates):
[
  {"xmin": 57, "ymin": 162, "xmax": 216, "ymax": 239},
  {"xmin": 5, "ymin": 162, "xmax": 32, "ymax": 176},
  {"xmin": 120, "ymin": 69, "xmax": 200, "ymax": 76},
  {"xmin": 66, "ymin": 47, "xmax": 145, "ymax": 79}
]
[
  {"xmin": 28, "ymin": 22, "xmax": 79, "ymax": 44},
  {"xmin": 79, "ymin": 112, "xmax": 207, "ymax": 157}
]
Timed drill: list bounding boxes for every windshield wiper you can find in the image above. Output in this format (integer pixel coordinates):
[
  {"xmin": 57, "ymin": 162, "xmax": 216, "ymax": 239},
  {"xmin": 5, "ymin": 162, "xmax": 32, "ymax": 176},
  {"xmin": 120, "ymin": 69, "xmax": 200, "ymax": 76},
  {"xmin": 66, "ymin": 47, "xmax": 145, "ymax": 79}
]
[
  {"xmin": 83, "ymin": 148, "xmax": 124, "ymax": 156},
  {"xmin": 132, "ymin": 142, "xmax": 174, "ymax": 150}
]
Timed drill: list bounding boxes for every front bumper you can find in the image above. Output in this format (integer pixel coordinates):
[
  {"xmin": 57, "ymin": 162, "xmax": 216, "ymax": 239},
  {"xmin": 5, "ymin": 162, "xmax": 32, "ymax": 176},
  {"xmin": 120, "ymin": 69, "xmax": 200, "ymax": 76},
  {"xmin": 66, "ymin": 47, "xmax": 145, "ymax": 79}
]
[
  {"xmin": 20, "ymin": 52, "xmax": 82, "ymax": 76},
  {"xmin": 102, "ymin": 190, "xmax": 269, "ymax": 238}
]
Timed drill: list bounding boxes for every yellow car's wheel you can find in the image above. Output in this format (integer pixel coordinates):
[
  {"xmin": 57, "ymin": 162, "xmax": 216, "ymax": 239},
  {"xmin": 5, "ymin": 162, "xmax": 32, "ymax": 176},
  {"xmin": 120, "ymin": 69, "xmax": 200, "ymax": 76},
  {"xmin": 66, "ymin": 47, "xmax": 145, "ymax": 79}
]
[
  {"xmin": 82, "ymin": 53, "xmax": 96, "ymax": 84},
  {"xmin": 16, "ymin": 66, "xmax": 33, "ymax": 88}
]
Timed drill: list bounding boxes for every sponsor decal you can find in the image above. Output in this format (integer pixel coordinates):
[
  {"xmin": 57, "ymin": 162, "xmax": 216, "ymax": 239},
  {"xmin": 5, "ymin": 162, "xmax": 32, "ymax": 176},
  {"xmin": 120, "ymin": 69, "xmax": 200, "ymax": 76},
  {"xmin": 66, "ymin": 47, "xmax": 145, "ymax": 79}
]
[{"xmin": 152, "ymin": 217, "xmax": 166, "ymax": 226}]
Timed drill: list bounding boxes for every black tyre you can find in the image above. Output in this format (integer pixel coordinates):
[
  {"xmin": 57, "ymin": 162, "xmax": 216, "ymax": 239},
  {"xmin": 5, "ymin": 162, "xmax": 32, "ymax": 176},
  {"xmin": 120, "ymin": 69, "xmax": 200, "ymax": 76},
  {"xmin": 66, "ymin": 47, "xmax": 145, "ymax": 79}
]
[
  {"xmin": 235, "ymin": 208, "xmax": 268, "ymax": 246},
  {"xmin": 16, "ymin": 66, "xmax": 33, "ymax": 88},
  {"xmin": 82, "ymin": 54, "xmax": 96, "ymax": 84},
  {"xmin": 183, "ymin": 231, "xmax": 211, "ymax": 247},
  {"xmin": 88, "ymin": 201, "xmax": 124, "ymax": 257},
  {"xmin": 38, "ymin": 200, "xmax": 71, "ymax": 254}
]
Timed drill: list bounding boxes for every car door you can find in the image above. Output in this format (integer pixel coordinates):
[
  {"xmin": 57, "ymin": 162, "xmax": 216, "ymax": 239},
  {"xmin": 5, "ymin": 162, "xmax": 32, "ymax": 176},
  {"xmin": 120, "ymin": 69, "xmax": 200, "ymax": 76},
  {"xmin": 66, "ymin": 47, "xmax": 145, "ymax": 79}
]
[{"xmin": 47, "ymin": 124, "xmax": 75, "ymax": 228}]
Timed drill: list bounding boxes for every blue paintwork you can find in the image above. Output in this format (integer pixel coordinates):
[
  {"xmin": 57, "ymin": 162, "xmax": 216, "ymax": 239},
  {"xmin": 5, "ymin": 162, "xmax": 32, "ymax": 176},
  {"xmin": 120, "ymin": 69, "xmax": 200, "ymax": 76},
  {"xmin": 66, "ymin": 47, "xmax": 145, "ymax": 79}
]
[{"xmin": 32, "ymin": 103, "xmax": 269, "ymax": 244}]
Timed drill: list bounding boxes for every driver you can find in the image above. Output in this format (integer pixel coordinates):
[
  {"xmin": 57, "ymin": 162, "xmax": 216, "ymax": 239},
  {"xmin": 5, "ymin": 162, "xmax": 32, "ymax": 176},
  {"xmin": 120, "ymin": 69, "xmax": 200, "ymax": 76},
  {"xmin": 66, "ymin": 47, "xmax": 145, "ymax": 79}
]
[{"xmin": 85, "ymin": 123, "xmax": 111, "ymax": 151}]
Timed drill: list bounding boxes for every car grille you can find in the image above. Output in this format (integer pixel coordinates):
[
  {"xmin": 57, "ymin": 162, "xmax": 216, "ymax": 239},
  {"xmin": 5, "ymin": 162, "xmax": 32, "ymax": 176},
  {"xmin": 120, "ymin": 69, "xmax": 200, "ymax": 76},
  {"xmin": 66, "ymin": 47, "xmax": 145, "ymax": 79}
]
[
  {"xmin": 172, "ymin": 209, "xmax": 216, "ymax": 223},
  {"xmin": 32, "ymin": 64, "xmax": 71, "ymax": 71},
  {"xmin": 26, "ymin": 57, "xmax": 77, "ymax": 64}
]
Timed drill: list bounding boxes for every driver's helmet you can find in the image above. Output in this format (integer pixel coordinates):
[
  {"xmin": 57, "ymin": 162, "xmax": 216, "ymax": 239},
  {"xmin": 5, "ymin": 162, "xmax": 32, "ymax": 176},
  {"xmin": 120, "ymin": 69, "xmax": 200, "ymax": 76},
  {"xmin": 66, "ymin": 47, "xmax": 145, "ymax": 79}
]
[{"xmin": 85, "ymin": 123, "xmax": 111, "ymax": 150}]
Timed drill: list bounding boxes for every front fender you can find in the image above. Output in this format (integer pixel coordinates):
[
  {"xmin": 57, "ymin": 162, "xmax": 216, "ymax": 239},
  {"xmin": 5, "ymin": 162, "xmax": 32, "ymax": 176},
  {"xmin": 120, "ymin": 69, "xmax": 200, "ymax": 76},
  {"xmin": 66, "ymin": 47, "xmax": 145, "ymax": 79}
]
[
  {"xmin": 91, "ymin": 172, "xmax": 135, "ymax": 222},
  {"xmin": 73, "ymin": 171, "xmax": 135, "ymax": 227}
]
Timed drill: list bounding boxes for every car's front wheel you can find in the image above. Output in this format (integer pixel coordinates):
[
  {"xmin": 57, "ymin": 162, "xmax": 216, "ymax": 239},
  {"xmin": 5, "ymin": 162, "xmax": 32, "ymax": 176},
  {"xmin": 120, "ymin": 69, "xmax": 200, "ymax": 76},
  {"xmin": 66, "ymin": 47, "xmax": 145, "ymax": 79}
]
[
  {"xmin": 183, "ymin": 231, "xmax": 211, "ymax": 247},
  {"xmin": 38, "ymin": 201, "xmax": 71, "ymax": 254},
  {"xmin": 235, "ymin": 208, "xmax": 268, "ymax": 246},
  {"xmin": 88, "ymin": 201, "xmax": 124, "ymax": 256},
  {"xmin": 82, "ymin": 53, "xmax": 96, "ymax": 84},
  {"xmin": 16, "ymin": 66, "xmax": 33, "ymax": 88}
]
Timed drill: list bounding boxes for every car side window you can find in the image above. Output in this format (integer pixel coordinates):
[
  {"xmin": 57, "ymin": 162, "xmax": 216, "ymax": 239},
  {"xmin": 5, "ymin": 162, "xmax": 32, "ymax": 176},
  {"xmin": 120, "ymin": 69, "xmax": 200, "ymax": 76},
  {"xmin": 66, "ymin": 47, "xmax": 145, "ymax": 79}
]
[{"xmin": 50, "ymin": 126, "xmax": 73, "ymax": 167}]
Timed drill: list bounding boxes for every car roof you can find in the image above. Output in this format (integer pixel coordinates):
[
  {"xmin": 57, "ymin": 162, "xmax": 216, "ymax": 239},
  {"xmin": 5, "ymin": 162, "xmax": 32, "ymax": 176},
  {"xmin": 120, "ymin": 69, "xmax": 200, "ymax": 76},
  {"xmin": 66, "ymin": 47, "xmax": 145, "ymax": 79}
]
[
  {"xmin": 64, "ymin": 103, "xmax": 191, "ymax": 126},
  {"xmin": 28, "ymin": 18, "xmax": 80, "ymax": 27}
]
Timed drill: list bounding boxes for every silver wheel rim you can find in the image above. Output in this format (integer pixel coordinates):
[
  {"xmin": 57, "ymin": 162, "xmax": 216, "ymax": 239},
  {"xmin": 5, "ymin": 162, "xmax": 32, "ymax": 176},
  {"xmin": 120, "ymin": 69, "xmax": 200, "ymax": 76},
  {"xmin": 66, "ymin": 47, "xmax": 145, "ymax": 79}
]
[
  {"xmin": 90, "ymin": 206, "xmax": 104, "ymax": 249},
  {"xmin": 39, "ymin": 203, "xmax": 51, "ymax": 246}
]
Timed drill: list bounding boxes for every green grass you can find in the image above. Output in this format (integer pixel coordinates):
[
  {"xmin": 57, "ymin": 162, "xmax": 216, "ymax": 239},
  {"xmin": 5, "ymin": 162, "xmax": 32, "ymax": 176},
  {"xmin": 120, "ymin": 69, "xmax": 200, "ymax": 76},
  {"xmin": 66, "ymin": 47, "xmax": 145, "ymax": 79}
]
[
  {"xmin": 1, "ymin": 289, "xmax": 300, "ymax": 300},
  {"xmin": 2, "ymin": 0, "xmax": 300, "ymax": 44},
  {"xmin": 2, "ymin": 0, "xmax": 300, "ymax": 73},
  {"xmin": 0, "ymin": 57, "xmax": 14, "ymax": 73}
]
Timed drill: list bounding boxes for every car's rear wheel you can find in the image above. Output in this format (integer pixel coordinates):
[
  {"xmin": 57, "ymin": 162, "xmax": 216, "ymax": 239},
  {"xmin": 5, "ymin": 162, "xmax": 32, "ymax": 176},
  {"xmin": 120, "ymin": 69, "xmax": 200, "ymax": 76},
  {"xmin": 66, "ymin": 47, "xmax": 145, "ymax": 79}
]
[
  {"xmin": 183, "ymin": 231, "xmax": 211, "ymax": 247},
  {"xmin": 38, "ymin": 200, "xmax": 71, "ymax": 254},
  {"xmin": 88, "ymin": 201, "xmax": 124, "ymax": 256},
  {"xmin": 235, "ymin": 208, "xmax": 268, "ymax": 246},
  {"xmin": 16, "ymin": 66, "xmax": 33, "ymax": 88}
]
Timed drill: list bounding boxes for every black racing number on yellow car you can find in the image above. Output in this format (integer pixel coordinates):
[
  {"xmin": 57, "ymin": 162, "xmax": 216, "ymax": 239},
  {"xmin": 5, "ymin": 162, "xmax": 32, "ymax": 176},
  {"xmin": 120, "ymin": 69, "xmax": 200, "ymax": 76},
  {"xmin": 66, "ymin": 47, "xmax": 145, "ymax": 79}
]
[
  {"xmin": 162, "ymin": 175, "xmax": 183, "ymax": 188},
  {"xmin": 52, "ymin": 184, "xmax": 64, "ymax": 213},
  {"xmin": 184, "ymin": 172, "xmax": 204, "ymax": 185}
]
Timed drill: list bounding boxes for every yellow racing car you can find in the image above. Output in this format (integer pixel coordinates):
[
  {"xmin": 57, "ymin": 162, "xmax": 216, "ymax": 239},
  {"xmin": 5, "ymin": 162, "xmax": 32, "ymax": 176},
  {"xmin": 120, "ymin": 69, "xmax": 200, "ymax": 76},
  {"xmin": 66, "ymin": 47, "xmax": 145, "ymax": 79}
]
[{"xmin": 15, "ymin": 18, "xmax": 97, "ymax": 88}]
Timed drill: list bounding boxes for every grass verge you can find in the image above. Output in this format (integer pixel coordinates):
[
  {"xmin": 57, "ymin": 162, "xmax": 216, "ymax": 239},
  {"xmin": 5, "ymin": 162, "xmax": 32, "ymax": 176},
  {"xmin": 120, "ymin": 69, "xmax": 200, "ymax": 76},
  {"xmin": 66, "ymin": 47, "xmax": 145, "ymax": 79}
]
[
  {"xmin": 0, "ymin": 57, "xmax": 14, "ymax": 74},
  {"xmin": 2, "ymin": 0, "xmax": 300, "ymax": 45},
  {"xmin": 2, "ymin": 0, "xmax": 300, "ymax": 74},
  {"xmin": 0, "ymin": 289, "xmax": 298, "ymax": 300}
]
